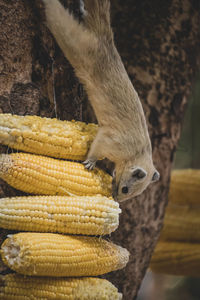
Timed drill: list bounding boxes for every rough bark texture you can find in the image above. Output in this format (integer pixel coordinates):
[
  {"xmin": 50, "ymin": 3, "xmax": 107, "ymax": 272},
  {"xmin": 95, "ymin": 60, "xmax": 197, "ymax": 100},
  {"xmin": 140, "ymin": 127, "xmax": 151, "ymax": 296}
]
[{"xmin": 0, "ymin": 0, "xmax": 200, "ymax": 299}]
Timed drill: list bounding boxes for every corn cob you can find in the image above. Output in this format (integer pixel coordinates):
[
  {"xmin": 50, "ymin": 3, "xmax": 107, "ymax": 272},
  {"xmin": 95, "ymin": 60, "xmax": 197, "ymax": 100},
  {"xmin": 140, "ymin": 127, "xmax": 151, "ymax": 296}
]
[
  {"xmin": 0, "ymin": 113, "xmax": 98, "ymax": 160},
  {"xmin": 0, "ymin": 273, "xmax": 122, "ymax": 300},
  {"xmin": 0, "ymin": 195, "xmax": 120, "ymax": 235},
  {"xmin": 169, "ymin": 169, "xmax": 200, "ymax": 205},
  {"xmin": 150, "ymin": 241, "xmax": 200, "ymax": 277},
  {"xmin": 0, "ymin": 274, "xmax": 122, "ymax": 300},
  {"xmin": 0, "ymin": 153, "xmax": 112, "ymax": 197},
  {"xmin": 160, "ymin": 203, "xmax": 200, "ymax": 242},
  {"xmin": 1, "ymin": 233, "xmax": 129, "ymax": 277}
]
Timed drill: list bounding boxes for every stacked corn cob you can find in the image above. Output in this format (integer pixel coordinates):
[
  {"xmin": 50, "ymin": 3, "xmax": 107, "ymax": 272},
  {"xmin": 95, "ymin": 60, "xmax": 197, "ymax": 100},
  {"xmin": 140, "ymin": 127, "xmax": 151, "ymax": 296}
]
[
  {"xmin": 150, "ymin": 169, "xmax": 200, "ymax": 277},
  {"xmin": 2, "ymin": 114, "xmax": 199, "ymax": 293},
  {"xmin": 0, "ymin": 114, "xmax": 128, "ymax": 299},
  {"xmin": 0, "ymin": 113, "xmax": 98, "ymax": 160}
]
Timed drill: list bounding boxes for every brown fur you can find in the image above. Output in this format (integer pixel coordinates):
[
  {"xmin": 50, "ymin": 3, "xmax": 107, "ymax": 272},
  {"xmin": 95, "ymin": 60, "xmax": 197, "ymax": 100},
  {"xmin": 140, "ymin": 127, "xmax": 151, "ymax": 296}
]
[{"xmin": 43, "ymin": 0, "xmax": 159, "ymax": 201}]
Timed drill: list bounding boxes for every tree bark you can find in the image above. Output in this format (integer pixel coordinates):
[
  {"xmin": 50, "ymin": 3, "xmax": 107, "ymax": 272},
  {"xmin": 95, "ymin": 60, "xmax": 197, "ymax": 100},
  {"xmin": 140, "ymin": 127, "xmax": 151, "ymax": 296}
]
[{"xmin": 0, "ymin": 0, "xmax": 200, "ymax": 299}]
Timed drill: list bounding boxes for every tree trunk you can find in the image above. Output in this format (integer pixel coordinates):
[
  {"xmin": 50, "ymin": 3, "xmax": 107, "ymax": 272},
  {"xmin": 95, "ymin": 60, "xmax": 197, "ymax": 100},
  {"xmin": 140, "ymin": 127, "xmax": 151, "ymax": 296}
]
[{"xmin": 0, "ymin": 0, "xmax": 200, "ymax": 299}]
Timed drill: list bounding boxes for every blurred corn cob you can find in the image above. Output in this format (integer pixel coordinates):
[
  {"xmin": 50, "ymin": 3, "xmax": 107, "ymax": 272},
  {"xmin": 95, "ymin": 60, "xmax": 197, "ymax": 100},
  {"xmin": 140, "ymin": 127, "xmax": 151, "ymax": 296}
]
[
  {"xmin": 0, "ymin": 113, "xmax": 98, "ymax": 160},
  {"xmin": 0, "ymin": 153, "xmax": 112, "ymax": 196},
  {"xmin": 1, "ymin": 232, "xmax": 129, "ymax": 277},
  {"xmin": 169, "ymin": 169, "xmax": 200, "ymax": 205},
  {"xmin": 151, "ymin": 169, "xmax": 200, "ymax": 276},
  {"xmin": 158, "ymin": 169, "xmax": 200, "ymax": 242},
  {"xmin": 0, "ymin": 195, "xmax": 120, "ymax": 235},
  {"xmin": 160, "ymin": 203, "xmax": 200, "ymax": 242},
  {"xmin": 150, "ymin": 241, "xmax": 200, "ymax": 277},
  {"xmin": 0, "ymin": 273, "xmax": 122, "ymax": 300}
]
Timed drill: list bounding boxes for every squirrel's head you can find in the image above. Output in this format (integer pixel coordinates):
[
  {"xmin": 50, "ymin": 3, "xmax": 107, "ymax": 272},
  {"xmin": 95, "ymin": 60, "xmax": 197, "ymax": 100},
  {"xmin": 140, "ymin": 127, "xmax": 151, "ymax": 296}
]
[{"xmin": 112, "ymin": 156, "xmax": 160, "ymax": 202}]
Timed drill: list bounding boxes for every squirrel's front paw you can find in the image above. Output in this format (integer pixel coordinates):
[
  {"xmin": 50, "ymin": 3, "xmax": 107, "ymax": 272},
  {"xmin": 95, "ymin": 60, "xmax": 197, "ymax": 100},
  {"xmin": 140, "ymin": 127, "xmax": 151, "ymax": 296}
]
[{"xmin": 83, "ymin": 158, "xmax": 96, "ymax": 170}]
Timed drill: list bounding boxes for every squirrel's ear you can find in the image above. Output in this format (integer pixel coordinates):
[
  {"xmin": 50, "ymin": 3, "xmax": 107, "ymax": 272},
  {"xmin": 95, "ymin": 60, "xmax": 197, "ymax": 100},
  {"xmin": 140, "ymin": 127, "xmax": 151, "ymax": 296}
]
[
  {"xmin": 152, "ymin": 170, "xmax": 160, "ymax": 182},
  {"xmin": 132, "ymin": 167, "xmax": 147, "ymax": 180}
]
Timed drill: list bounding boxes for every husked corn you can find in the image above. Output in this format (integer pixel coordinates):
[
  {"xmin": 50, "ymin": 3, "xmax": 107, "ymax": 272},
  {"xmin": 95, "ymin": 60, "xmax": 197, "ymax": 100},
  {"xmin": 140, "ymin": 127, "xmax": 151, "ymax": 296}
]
[
  {"xmin": 160, "ymin": 203, "xmax": 200, "ymax": 242},
  {"xmin": 0, "ymin": 195, "xmax": 120, "ymax": 235},
  {"xmin": 169, "ymin": 169, "xmax": 200, "ymax": 205},
  {"xmin": 0, "ymin": 113, "xmax": 98, "ymax": 160},
  {"xmin": 150, "ymin": 241, "xmax": 200, "ymax": 277},
  {"xmin": 0, "ymin": 153, "xmax": 112, "ymax": 196},
  {"xmin": 0, "ymin": 274, "xmax": 122, "ymax": 300},
  {"xmin": 1, "ymin": 233, "xmax": 129, "ymax": 277}
]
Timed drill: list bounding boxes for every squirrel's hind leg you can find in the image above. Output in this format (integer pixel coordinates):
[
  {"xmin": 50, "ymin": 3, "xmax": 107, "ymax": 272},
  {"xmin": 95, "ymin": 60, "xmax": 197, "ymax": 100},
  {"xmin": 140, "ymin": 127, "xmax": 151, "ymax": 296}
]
[
  {"xmin": 43, "ymin": 0, "xmax": 97, "ymax": 68},
  {"xmin": 83, "ymin": 0, "xmax": 113, "ymax": 39}
]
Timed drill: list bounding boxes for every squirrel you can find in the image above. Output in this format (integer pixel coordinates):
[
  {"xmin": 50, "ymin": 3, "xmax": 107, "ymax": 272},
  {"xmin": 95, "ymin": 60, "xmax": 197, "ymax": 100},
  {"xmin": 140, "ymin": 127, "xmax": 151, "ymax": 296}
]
[{"xmin": 42, "ymin": 0, "xmax": 160, "ymax": 202}]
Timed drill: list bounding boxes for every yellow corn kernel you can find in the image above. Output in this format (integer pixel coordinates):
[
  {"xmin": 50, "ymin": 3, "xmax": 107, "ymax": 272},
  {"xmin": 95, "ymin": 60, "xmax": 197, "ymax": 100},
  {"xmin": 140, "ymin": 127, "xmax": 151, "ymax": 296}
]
[
  {"xmin": 169, "ymin": 169, "xmax": 200, "ymax": 205},
  {"xmin": 160, "ymin": 203, "xmax": 200, "ymax": 242},
  {"xmin": 0, "ymin": 113, "xmax": 98, "ymax": 160},
  {"xmin": 0, "ymin": 153, "xmax": 112, "ymax": 197},
  {"xmin": 0, "ymin": 273, "xmax": 122, "ymax": 300},
  {"xmin": 0, "ymin": 195, "xmax": 120, "ymax": 235},
  {"xmin": 150, "ymin": 241, "xmax": 200, "ymax": 277},
  {"xmin": 1, "ymin": 233, "xmax": 129, "ymax": 277}
]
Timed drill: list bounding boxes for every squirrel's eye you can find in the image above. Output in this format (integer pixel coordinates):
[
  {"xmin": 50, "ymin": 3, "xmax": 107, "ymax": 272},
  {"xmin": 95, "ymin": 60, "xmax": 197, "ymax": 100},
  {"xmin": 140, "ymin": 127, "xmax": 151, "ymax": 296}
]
[{"xmin": 122, "ymin": 186, "xmax": 129, "ymax": 194}]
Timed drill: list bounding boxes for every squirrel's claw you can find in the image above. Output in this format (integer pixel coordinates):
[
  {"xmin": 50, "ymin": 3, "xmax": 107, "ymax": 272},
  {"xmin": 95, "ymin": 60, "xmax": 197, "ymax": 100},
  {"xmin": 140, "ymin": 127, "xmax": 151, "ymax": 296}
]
[{"xmin": 83, "ymin": 159, "xmax": 96, "ymax": 170}]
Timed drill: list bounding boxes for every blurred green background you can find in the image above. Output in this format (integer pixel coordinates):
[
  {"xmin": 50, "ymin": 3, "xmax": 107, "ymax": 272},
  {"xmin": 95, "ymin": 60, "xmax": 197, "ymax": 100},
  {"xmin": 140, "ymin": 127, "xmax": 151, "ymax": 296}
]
[{"xmin": 174, "ymin": 73, "xmax": 200, "ymax": 170}]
